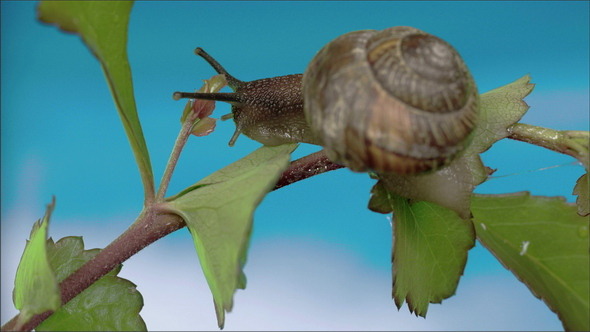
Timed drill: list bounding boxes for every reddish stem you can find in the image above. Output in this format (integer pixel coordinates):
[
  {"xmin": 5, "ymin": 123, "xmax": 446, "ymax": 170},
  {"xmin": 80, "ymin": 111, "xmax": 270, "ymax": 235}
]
[
  {"xmin": 1, "ymin": 150, "xmax": 341, "ymax": 332},
  {"xmin": 274, "ymin": 150, "xmax": 344, "ymax": 190},
  {"xmin": 2, "ymin": 210, "xmax": 185, "ymax": 331}
]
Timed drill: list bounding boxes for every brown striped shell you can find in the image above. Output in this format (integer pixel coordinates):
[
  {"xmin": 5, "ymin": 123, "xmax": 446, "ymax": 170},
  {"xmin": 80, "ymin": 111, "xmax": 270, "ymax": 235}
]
[{"xmin": 303, "ymin": 26, "xmax": 479, "ymax": 174}]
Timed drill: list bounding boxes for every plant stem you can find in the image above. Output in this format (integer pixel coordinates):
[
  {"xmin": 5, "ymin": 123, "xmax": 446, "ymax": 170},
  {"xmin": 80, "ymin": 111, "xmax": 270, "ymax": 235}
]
[
  {"xmin": 0, "ymin": 150, "xmax": 343, "ymax": 332},
  {"xmin": 155, "ymin": 120, "xmax": 195, "ymax": 202},
  {"xmin": 1, "ymin": 207, "xmax": 186, "ymax": 332},
  {"xmin": 274, "ymin": 150, "xmax": 344, "ymax": 190},
  {"xmin": 508, "ymin": 123, "xmax": 589, "ymax": 168}
]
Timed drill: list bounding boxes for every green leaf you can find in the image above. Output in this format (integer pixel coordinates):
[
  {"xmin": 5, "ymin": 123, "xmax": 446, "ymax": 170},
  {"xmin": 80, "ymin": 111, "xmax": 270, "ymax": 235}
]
[
  {"xmin": 367, "ymin": 180, "xmax": 393, "ymax": 214},
  {"xmin": 165, "ymin": 144, "xmax": 296, "ymax": 328},
  {"xmin": 472, "ymin": 193, "xmax": 590, "ymax": 332},
  {"xmin": 574, "ymin": 173, "xmax": 589, "ymax": 216},
  {"xmin": 12, "ymin": 198, "xmax": 60, "ymax": 329},
  {"xmin": 471, "ymin": 75, "xmax": 535, "ymax": 155},
  {"xmin": 37, "ymin": 237, "xmax": 146, "ymax": 331},
  {"xmin": 37, "ymin": 1, "xmax": 155, "ymax": 201},
  {"xmin": 378, "ymin": 157, "xmax": 479, "ymax": 219},
  {"xmin": 366, "ymin": 77, "xmax": 534, "ymax": 318},
  {"xmin": 374, "ymin": 190, "xmax": 475, "ymax": 316},
  {"xmin": 378, "ymin": 75, "xmax": 535, "ymax": 219}
]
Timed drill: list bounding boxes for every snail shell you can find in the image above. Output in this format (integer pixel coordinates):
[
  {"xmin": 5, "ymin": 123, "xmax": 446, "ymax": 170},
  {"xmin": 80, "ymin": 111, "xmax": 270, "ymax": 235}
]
[{"xmin": 303, "ymin": 26, "xmax": 479, "ymax": 174}]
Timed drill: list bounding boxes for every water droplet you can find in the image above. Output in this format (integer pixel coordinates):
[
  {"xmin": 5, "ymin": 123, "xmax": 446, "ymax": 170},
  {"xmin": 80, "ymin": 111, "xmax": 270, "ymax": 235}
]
[{"xmin": 578, "ymin": 225, "xmax": 588, "ymax": 238}]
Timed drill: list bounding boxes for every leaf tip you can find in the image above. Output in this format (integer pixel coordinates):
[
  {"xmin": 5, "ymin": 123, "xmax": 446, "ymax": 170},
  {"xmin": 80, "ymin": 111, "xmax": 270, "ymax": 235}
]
[
  {"xmin": 406, "ymin": 296, "xmax": 428, "ymax": 318},
  {"xmin": 520, "ymin": 74, "xmax": 536, "ymax": 98},
  {"xmin": 36, "ymin": 1, "xmax": 79, "ymax": 35},
  {"xmin": 392, "ymin": 285, "xmax": 404, "ymax": 310},
  {"xmin": 47, "ymin": 195, "xmax": 57, "ymax": 212},
  {"xmin": 213, "ymin": 299, "xmax": 226, "ymax": 329}
]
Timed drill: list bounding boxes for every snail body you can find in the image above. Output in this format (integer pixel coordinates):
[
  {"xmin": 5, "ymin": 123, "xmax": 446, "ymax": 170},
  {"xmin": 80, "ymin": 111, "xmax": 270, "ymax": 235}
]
[
  {"xmin": 175, "ymin": 49, "xmax": 315, "ymax": 147},
  {"xmin": 173, "ymin": 26, "xmax": 479, "ymax": 175},
  {"xmin": 226, "ymin": 74, "xmax": 314, "ymax": 146}
]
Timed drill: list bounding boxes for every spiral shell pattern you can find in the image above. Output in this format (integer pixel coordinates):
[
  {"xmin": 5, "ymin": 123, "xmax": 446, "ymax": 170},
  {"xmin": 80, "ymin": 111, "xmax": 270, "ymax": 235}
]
[{"xmin": 303, "ymin": 26, "xmax": 478, "ymax": 174}]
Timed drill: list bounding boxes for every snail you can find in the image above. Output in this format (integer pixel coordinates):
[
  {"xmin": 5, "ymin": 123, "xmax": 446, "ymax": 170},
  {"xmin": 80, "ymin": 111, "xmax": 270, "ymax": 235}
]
[{"xmin": 173, "ymin": 26, "xmax": 479, "ymax": 175}]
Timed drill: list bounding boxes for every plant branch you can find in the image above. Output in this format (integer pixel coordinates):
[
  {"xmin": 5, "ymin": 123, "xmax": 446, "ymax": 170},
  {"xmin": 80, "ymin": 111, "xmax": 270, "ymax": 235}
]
[
  {"xmin": 1, "ymin": 207, "xmax": 186, "ymax": 332},
  {"xmin": 274, "ymin": 149, "xmax": 344, "ymax": 190},
  {"xmin": 155, "ymin": 120, "xmax": 195, "ymax": 202},
  {"xmin": 1, "ymin": 149, "xmax": 344, "ymax": 332},
  {"xmin": 508, "ymin": 123, "xmax": 589, "ymax": 169},
  {"xmin": 157, "ymin": 73, "xmax": 226, "ymax": 202}
]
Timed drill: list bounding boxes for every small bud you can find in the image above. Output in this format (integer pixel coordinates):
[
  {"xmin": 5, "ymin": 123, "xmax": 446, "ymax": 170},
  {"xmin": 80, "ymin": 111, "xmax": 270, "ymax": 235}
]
[
  {"xmin": 191, "ymin": 117, "xmax": 217, "ymax": 137},
  {"xmin": 192, "ymin": 99, "xmax": 215, "ymax": 120},
  {"xmin": 180, "ymin": 74, "xmax": 228, "ymax": 138}
]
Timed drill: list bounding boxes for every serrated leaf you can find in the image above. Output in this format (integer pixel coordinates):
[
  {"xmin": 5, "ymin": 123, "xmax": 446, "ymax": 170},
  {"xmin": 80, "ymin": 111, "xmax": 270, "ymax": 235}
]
[
  {"xmin": 37, "ymin": 237, "xmax": 146, "ymax": 331},
  {"xmin": 389, "ymin": 195, "xmax": 475, "ymax": 316},
  {"xmin": 470, "ymin": 75, "xmax": 535, "ymax": 155},
  {"xmin": 12, "ymin": 198, "xmax": 60, "ymax": 329},
  {"xmin": 380, "ymin": 156, "xmax": 478, "ymax": 219},
  {"xmin": 378, "ymin": 75, "xmax": 534, "ymax": 219},
  {"xmin": 574, "ymin": 173, "xmax": 589, "ymax": 216},
  {"xmin": 472, "ymin": 193, "xmax": 589, "ymax": 332},
  {"xmin": 165, "ymin": 144, "xmax": 296, "ymax": 328},
  {"xmin": 374, "ymin": 190, "xmax": 475, "ymax": 316},
  {"xmin": 37, "ymin": 1, "xmax": 155, "ymax": 200}
]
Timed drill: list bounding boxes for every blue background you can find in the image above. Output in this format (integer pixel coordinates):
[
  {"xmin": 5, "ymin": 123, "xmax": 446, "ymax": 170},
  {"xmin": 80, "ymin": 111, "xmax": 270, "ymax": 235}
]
[{"xmin": 2, "ymin": 1, "xmax": 588, "ymax": 330}]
